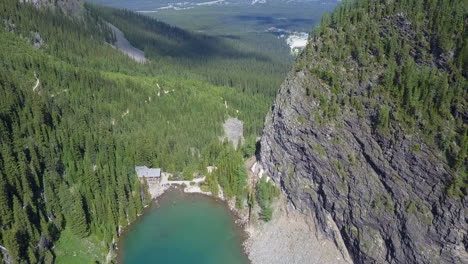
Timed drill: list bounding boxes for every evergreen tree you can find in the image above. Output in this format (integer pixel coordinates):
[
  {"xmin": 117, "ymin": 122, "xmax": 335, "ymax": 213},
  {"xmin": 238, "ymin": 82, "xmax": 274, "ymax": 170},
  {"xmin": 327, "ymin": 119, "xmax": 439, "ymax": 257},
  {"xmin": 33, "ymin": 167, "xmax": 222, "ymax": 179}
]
[{"xmin": 69, "ymin": 196, "xmax": 89, "ymax": 238}]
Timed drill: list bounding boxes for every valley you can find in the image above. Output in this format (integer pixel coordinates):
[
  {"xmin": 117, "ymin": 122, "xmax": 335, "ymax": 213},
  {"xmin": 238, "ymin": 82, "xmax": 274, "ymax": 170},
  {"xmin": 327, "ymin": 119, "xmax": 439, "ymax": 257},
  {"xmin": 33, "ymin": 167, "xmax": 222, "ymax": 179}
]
[
  {"xmin": 88, "ymin": 0, "xmax": 337, "ymax": 61},
  {"xmin": 0, "ymin": 0, "xmax": 335, "ymax": 263}
]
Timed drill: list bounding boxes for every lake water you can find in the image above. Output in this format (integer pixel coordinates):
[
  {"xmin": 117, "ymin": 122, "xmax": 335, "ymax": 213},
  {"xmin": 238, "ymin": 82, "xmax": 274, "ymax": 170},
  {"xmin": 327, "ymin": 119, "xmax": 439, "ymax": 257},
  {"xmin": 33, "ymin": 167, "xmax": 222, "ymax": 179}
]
[{"xmin": 119, "ymin": 189, "xmax": 250, "ymax": 264}]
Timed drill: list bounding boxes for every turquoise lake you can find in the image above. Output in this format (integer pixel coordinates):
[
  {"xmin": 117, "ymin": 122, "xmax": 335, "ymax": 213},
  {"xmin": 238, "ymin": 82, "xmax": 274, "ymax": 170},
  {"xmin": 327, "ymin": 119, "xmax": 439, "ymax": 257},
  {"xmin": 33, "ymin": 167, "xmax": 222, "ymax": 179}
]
[{"xmin": 119, "ymin": 189, "xmax": 250, "ymax": 264}]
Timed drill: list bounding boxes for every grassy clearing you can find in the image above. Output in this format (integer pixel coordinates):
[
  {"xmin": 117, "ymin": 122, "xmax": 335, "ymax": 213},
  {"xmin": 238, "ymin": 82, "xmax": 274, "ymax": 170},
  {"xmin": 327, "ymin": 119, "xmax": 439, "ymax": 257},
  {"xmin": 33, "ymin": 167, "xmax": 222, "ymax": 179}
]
[{"xmin": 54, "ymin": 229, "xmax": 107, "ymax": 264}]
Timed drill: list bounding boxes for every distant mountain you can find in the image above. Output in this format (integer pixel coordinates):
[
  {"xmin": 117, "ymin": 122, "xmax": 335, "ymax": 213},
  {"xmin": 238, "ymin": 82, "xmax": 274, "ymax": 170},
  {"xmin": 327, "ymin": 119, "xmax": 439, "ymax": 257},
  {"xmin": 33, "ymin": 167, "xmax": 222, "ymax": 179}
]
[
  {"xmin": 247, "ymin": 0, "xmax": 339, "ymax": 3},
  {"xmin": 87, "ymin": 0, "xmax": 339, "ymax": 11}
]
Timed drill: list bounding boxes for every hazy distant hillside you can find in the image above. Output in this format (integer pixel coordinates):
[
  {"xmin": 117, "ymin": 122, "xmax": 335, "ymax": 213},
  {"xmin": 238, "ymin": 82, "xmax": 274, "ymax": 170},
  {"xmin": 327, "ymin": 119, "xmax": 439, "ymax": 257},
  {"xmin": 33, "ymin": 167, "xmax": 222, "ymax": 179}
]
[
  {"xmin": 86, "ymin": 0, "xmax": 337, "ymax": 34},
  {"xmin": 87, "ymin": 0, "xmax": 340, "ymax": 10}
]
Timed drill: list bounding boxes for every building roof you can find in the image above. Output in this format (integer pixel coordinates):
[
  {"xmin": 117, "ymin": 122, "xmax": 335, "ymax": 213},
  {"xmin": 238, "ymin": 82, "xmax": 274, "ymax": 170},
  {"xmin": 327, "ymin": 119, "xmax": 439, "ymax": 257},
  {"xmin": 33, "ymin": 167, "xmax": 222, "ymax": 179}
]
[{"xmin": 135, "ymin": 166, "xmax": 161, "ymax": 178}]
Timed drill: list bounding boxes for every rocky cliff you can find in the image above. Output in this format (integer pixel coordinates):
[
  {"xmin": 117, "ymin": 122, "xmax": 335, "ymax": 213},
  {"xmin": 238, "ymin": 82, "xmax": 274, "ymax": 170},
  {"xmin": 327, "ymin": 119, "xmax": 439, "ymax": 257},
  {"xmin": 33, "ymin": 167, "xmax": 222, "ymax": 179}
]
[
  {"xmin": 20, "ymin": 0, "xmax": 82, "ymax": 14},
  {"xmin": 259, "ymin": 0, "xmax": 467, "ymax": 263}
]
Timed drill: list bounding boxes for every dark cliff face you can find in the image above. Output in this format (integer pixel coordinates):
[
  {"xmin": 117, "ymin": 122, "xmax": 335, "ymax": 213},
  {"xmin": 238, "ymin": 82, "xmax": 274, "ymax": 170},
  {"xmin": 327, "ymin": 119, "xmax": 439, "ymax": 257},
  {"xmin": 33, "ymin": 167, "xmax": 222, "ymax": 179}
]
[
  {"xmin": 259, "ymin": 1, "xmax": 467, "ymax": 263},
  {"xmin": 20, "ymin": 0, "xmax": 82, "ymax": 14},
  {"xmin": 260, "ymin": 69, "xmax": 467, "ymax": 263}
]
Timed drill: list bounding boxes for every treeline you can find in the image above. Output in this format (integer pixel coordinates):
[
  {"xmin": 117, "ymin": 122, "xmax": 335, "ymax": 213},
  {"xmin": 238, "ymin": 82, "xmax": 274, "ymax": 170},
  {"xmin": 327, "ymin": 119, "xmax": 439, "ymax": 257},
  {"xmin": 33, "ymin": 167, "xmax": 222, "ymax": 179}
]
[
  {"xmin": 200, "ymin": 139, "xmax": 279, "ymax": 221},
  {"xmin": 299, "ymin": 0, "xmax": 467, "ymax": 196},
  {"xmin": 0, "ymin": 34, "xmax": 145, "ymax": 262},
  {"xmin": 255, "ymin": 176, "xmax": 279, "ymax": 222},
  {"xmin": 202, "ymin": 141, "xmax": 247, "ymax": 208},
  {"xmin": 0, "ymin": 0, "xmax": 288, "ymax": 263}
]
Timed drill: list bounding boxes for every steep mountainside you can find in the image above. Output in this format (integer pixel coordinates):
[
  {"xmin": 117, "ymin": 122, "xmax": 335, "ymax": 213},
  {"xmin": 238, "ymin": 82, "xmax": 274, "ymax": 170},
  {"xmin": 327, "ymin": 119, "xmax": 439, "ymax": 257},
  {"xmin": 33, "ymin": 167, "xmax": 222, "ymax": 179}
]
[
  {"xmin": 19, "ymin": 0, "xmax": 82, "ymax": 14},
  {"xmin": 260, "ymin": 0, "xmax": 467, "ymax": 263}
]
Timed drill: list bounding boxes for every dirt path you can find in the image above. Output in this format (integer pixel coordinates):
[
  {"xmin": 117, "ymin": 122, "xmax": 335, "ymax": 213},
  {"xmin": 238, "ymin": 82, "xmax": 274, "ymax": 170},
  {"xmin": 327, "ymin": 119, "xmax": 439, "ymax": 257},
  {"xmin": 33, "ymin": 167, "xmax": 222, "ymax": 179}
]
[
  {"xmin": 32, "ymin": 75, "xmax": 40, "ymax": 92},
  {"xmin": 147, "ymin": 173, "xmax": 209, "ymax": 200}
]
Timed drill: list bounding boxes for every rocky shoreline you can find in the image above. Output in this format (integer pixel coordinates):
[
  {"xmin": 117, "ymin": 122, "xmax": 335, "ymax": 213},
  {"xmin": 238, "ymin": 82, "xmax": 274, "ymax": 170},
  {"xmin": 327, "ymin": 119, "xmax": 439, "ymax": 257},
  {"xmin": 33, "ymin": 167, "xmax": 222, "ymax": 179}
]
[
  {"xmin": 243, "ymin": 194, "xmax": 353, "ymax": 264},
  {"xmin": 144, "ymin": 158, "xmax": 351, "ymax": 264}
]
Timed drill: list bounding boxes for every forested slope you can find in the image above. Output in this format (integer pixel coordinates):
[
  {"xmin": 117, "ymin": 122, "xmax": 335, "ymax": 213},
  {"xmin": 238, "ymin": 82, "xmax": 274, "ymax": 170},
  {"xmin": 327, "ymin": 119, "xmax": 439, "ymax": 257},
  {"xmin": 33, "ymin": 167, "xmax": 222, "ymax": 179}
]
[
  {"xmin": 260, "ymin": 0, "xmax": 467, "ymax": 263},
  {"xmin": 87, "ymin": 4, "xmax": 289, "ymax": 107},
  {"xmin": 0, "ymin": 0, "xmax": 287, "ymax": 262}
]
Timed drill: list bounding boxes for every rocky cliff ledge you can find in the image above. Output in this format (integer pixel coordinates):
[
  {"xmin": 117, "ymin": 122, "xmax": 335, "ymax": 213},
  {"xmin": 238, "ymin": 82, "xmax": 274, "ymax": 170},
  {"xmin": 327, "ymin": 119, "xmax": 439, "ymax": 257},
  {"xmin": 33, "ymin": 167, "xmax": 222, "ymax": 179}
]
[
  {"xmin": 259, "ymin": 1, "xmax": 467, "ymax": 263},
  {"xmin": 259, "ymin": 67, "xmax": 467, "ymax": 263},
  {"xmin": 20, "ymin": 0, "xmax": 82, "ymax": 14}
]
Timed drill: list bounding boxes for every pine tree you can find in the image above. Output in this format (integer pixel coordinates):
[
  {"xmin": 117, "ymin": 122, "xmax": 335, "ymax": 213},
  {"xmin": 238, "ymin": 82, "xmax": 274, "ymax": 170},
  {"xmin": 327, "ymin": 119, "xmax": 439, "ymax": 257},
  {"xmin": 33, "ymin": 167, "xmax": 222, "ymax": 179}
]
[
  {"xmin": 3, "ymin": 228, "xmax": 22, "ymax": 262},
  {"xmin": 69, "ymin": 197, "xmax": 89, "ymax": 238},
  {"xmin": 0, "ymin": 172, "xmax": 12, "ymax": 227}
]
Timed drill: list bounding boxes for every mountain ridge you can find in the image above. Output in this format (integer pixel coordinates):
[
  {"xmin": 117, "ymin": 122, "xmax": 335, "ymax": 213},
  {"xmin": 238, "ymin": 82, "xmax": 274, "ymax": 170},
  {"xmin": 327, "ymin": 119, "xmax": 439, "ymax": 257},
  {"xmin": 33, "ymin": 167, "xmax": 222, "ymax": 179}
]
[
  {"xmin": 259, "ymin": 0, "xmax": 467, "ymax": 263},
  {"xmin": 19, "ymin": 0, "xmax": 82, "ymax": 14}
]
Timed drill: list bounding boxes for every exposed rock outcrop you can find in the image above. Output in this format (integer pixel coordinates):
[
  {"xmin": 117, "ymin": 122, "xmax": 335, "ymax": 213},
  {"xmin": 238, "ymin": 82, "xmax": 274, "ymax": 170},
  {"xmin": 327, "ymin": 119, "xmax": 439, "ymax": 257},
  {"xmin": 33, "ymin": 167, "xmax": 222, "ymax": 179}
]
[
  {"xmin": 222, "ymin": 117, "xmax": 244, "ymax": 149},
  {"xmin": 20, "ymin": 0, "xmax": 82, "ymax": 15},
  {"xmin": 258, "ymin": 1, "xmax": 467, "ymax": 263},
  {"xmin": 259, "ymin": 68, "xmax": 467, "ymax": 263},
  {"xmin": 106, "ymin": 22, "xmax": 147, "ymax": 63},
  {"xmin": 31, "ymin": 32, "xmax": 44, "ymax": 49},
  {"xmin": 245, "ymin": 194, "xmax": 353, "ymax": 264}
]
